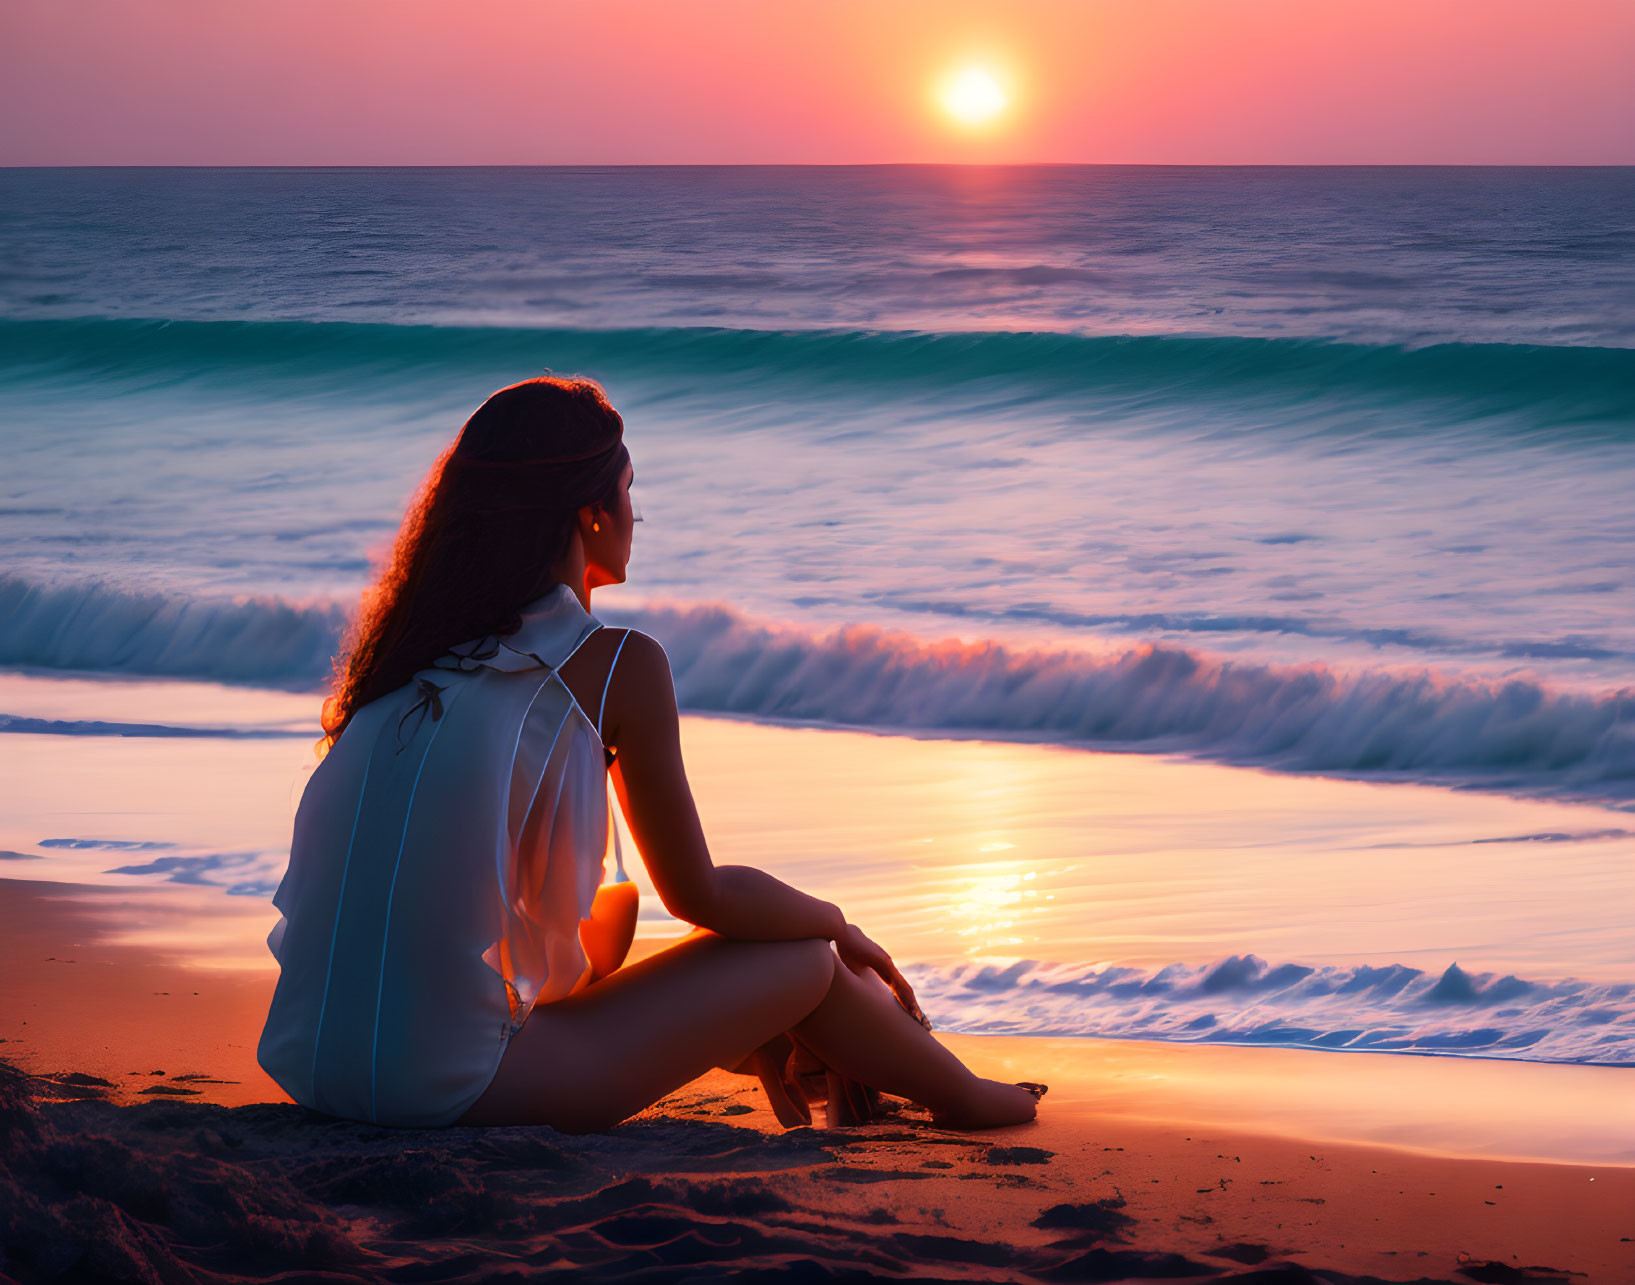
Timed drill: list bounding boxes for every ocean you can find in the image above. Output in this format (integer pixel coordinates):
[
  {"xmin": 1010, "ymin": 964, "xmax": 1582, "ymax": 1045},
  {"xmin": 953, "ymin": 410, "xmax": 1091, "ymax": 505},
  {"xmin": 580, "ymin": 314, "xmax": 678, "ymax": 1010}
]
[{"xmin": 2, "ymin": 166, "xmax": 1633, "ymax": 1076}]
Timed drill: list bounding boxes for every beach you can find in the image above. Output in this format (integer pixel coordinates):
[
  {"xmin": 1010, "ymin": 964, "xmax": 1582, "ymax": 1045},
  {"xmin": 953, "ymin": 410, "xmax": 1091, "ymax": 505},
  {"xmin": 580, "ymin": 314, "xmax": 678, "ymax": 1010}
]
[
  {"xmin": 5, "ymin": 707, "xmax": 1635, "ymax": 1282},
  {"xmin": 2, "ymin": 165, "xmax": 1633, "ymax": 1282},
  {"xmin": 6, "ymin": 877, "xmax": 1634, "ymax": 1284}
]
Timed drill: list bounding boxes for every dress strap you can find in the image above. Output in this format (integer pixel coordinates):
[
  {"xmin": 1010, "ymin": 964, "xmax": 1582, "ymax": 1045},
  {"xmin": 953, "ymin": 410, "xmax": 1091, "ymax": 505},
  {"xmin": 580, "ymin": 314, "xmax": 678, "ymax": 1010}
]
[
  {"xmin": 597, "ymin": 630, "xmax": 631, "ymax": 739},
  {"xmin": 599, "ymin": 629, "xmax": 633, "ymax": 885}
]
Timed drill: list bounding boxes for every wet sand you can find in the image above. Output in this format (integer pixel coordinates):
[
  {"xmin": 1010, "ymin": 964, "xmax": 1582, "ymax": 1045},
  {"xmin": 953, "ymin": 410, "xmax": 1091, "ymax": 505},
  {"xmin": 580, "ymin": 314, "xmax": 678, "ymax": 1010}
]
[{"xmin": 4, "ymin": 878, "xmax": 1632, "ymax": 1284}]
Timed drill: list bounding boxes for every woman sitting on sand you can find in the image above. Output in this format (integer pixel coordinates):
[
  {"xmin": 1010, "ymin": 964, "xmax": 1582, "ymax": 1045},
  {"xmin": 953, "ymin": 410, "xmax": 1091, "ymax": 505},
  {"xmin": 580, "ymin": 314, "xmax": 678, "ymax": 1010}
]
[{"xmin": 256, "ymin": 377, "xmax": 1043, "ymax": 1134}]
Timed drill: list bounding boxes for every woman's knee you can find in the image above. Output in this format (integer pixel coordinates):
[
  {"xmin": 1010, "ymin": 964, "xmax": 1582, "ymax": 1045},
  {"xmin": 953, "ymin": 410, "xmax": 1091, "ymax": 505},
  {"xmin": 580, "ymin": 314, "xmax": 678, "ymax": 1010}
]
[
  {"xmin": 701, "ymin": 931, "xmax": 833, "ymax": 990},
  {"xmin": 780, "ymin": 936, "xmax": 837, "ymax": 1008},
  {"xmin": 721, "ymin": 935, "xmax": 834, "ymax": 1012}
]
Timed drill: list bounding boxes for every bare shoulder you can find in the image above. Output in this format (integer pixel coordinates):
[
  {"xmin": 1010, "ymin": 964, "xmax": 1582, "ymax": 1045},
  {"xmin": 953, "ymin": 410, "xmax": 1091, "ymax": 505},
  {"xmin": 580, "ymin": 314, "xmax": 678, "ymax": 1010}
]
[
  {"xmin": 557, "ymin": 626, "xmax": 669, "ymax": 726},
  {"xmin": 605, "ymin": 628, "xmax": 673, "ymax": 704},
  {"xmin": 574, "ymin": 627, "xmax": 674, "ymax": 743}
]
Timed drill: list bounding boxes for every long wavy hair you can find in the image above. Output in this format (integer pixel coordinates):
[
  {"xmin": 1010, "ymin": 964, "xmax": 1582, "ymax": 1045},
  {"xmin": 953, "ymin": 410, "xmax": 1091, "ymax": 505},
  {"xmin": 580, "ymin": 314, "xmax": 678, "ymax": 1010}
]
[{"xmin": 320, "ymin": 376, "xmax": 629, "ymax": 754}]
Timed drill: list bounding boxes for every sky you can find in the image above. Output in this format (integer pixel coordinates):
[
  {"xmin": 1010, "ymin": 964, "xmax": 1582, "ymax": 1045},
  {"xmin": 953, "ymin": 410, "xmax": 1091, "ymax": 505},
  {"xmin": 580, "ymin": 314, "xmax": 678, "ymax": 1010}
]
[{"xmin": 2, "ymin": 0, "xmax": 1631, "ymax": 165}]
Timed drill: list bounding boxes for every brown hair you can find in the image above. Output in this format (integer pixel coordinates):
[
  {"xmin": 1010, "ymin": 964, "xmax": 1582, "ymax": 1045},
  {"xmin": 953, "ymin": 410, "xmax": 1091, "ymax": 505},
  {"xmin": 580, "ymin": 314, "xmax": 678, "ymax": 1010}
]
[{"xmin": 320, "ymin": 376, "xmax": 628, "ymax": 753}]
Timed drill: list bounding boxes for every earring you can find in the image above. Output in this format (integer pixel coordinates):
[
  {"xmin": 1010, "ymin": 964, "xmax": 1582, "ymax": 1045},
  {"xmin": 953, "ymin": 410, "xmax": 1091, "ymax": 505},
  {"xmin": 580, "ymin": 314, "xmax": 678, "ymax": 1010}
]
[{"xmin": 592, "ymin": 521, "xmax": 600, "ymax": 532}]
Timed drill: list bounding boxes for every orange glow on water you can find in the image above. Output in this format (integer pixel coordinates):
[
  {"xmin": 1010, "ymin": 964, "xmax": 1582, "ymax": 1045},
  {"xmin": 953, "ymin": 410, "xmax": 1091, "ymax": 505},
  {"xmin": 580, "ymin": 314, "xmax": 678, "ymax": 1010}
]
[{"xmin": 5, "ymin": 673, "xmax": 1632, "ymax": 981}]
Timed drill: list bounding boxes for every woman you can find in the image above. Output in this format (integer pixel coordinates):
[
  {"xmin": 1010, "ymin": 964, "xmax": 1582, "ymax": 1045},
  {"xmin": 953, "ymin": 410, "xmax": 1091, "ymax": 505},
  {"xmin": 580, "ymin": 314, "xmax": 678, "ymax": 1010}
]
[{"xmin": 257, "ymin": 376, "xmax": 1043, "ymax": 1134}]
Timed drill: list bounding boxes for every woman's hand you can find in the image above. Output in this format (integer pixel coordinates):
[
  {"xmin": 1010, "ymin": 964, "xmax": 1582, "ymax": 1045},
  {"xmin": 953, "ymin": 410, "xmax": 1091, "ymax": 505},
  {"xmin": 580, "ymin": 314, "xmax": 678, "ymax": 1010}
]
[
  {"xmin": 835, "ymin": 923, "xmax": 931, "ymax": 1031},
  {"xmin": 730, "ymin": 1033, "xmax": 888, "ymax": 1129}
]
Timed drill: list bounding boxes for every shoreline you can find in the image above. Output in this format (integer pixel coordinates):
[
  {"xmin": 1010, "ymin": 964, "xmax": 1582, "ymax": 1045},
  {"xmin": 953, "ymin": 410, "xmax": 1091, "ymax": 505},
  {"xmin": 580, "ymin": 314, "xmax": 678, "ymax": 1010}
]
[
  {"xmin": 7, "ymin": 876, "xmax": 1634, "ymax": 1167},
  {"xmin": 4, "ymin": 877, "xmax": 1634, "ymax": 1282},
  {"xmin": 4, "ymin": 703, "xmax": 1634, "ymax": 1280}
]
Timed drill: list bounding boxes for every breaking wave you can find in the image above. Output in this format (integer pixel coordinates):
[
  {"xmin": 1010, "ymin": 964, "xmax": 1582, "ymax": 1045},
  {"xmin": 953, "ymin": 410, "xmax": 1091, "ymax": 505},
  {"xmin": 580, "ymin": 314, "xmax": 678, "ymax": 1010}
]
[
  {"xmin": 905, "ymin": 954, "xmax": 1635, "ymax": 1066},
  {"xmin": 3, "ymin": 574, "xmax": 1633, "ymax": 803},
  {"xmin": 0, "ymin": 574, "xmax": 348, "ymax": 689},
  {"xmin": 4, "ymin": 316, "xmax": 1633, "ymax": 440}
]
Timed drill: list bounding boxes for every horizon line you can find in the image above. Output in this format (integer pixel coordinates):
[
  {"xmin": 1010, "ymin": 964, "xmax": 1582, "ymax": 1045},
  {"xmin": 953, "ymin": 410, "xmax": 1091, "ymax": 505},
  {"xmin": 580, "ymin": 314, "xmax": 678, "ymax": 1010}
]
[{"xmin": 5, "ymin": 160, "xmax": 1634, "ymax": 171}]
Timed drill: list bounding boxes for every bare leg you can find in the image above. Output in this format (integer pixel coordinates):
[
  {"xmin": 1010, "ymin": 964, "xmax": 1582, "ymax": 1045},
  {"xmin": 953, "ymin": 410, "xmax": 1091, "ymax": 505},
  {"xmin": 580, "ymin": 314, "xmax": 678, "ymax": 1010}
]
[
  {"xmin": 457, "ymin": 932, "xmax": 1035, "ymax": 1132},
  {"xmin": 789, "ymin": 962, "xmax": 1036, "ymax": 1129},
  {"xmin": 458, "ymin": 931, "xmax": 837, "ymax": 1132}
]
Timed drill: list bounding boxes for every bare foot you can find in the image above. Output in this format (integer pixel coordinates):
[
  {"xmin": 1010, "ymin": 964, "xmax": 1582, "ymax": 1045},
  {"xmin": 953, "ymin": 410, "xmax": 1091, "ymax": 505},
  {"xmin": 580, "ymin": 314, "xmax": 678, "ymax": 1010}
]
[{"xmin": 930, "ymin": 1077, "xmax": 1039, "ymax": 1129}]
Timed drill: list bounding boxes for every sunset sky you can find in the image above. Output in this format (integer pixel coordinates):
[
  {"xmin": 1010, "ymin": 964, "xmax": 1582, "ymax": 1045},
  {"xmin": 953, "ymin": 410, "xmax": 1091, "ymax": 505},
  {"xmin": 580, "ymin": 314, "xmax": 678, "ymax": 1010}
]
[{"xmin": 2, "ymin": 0, "xmax": 1632, "ymax": 165}]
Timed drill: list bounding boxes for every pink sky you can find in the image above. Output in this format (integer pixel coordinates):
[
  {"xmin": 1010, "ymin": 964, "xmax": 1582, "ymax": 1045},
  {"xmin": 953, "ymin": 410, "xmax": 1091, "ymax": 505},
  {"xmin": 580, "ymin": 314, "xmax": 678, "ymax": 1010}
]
[{"xmin": 2, "ymin": 0, "xmax": 1631, "ymax": 165}]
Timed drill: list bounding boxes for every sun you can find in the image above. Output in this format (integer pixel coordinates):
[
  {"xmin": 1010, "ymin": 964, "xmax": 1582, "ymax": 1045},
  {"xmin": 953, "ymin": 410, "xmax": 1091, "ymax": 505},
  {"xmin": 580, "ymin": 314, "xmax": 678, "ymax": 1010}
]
[{"xmin": 940, "ymin": 67, "xmax": 1008, "ymax": 128}]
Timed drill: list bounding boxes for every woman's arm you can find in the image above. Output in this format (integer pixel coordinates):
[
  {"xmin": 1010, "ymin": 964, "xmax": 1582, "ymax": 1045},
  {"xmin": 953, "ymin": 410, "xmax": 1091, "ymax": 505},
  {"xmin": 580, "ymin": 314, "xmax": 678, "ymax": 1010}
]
[{"xmin": 601, "ymin": 631, "xmax": 846, "ymax": 943}]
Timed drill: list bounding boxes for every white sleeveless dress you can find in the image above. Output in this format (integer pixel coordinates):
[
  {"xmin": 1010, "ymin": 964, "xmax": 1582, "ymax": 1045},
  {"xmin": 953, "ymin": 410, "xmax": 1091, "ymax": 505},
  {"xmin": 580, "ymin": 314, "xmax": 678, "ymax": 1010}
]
[{"xmin": 256, "ymin": 583, "xmax": 634, "ymax": 1128}]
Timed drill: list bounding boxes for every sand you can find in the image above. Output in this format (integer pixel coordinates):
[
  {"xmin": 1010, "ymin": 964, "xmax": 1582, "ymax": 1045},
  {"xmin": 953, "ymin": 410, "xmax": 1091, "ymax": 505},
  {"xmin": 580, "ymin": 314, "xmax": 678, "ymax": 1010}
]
[{"xmin": 4, "ymin": 878, "xmax": 1632, "ymax": 1284}]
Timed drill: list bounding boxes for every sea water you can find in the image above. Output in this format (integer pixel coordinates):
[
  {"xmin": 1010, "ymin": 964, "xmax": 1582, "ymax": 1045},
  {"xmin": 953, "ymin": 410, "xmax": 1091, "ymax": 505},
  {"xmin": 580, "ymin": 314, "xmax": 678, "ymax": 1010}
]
[{"xmin": 2, "ymin": 167, "xmax": 1632, "ymax": 1067}]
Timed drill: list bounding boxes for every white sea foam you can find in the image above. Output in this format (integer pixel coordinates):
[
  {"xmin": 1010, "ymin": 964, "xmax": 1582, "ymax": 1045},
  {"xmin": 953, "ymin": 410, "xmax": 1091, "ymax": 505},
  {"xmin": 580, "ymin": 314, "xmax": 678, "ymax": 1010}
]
[
  {"xmin": 630, "ymin": 601, "xmax": 1635, "ymax": 800},
  {"xmin": 904, "ymin": 954, "xmax": 1635, "ymax": 1065},
  {"xmin": 3, "ymin": 573, "xmax": 1632, "ymax": 803},
  {"xmin": 0, "ymin": 573, "xmax": 347, "ymax": 690}
]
